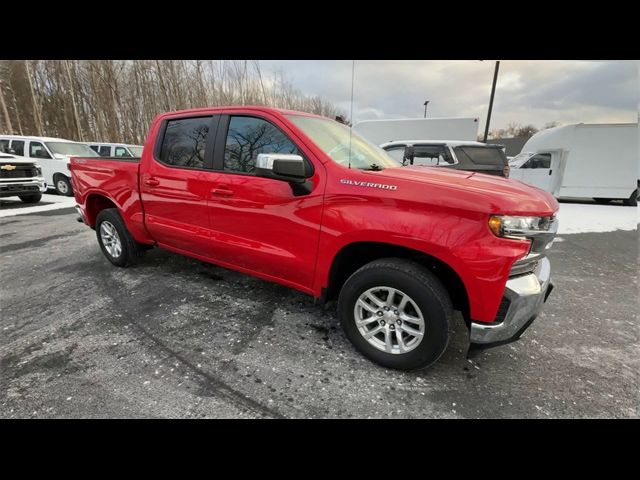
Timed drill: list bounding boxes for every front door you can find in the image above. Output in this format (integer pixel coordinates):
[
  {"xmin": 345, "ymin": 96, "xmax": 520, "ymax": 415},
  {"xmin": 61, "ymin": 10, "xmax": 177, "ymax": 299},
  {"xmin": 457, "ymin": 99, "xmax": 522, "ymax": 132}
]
[
  {"xmin": 519, "ymin": 152, "xmax": 555, "ymax": 192},
  {"xmin": 206, "ymin": 113, "xmax": 324, "ymax": 290},
  {"xmin": 139, "ymin": 114, "xmax": 223, "ymax": 257}
]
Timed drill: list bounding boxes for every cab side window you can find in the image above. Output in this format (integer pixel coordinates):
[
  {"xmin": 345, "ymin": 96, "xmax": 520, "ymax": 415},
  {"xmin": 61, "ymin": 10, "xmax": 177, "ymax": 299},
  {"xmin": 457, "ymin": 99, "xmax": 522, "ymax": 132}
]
[
  {"xmin": 114, "ymin": 146, "xmax": 131, "ymax": 157},
  {"xmin": 523, "ymin": 153, "xmax": 551, "ymax": 169},
  {"xmin": 158, "ymin": 116, "xmax": 211, "ymax": 169},
  {"xmin": 29, "ymin": 141, "xmax": 52, "ymax": 159},
  {"xmin": 98, "ymin": 146, "xmax": 111, "ymax": 156},
  {"xmin": 10, "ymin": 140, "xmax": 24, "ymax": 156},
  {"xmin": 223, "ymin": 116, "xmax": 299, "ymax": 174}
]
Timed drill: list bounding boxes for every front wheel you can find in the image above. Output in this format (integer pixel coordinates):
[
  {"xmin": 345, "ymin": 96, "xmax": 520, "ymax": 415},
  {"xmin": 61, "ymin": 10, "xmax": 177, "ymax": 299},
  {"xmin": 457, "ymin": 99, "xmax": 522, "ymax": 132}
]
[
  {"xmin": 54, "ymin": 174, "xmax": 73, "ymax": 197},
  {"xmin": 19, "ymin": 193, "xmax": 42, "ymax": 204},
  {"xmin": 338, "ymin": 258, "xmax": 452, "ymax": 370}
]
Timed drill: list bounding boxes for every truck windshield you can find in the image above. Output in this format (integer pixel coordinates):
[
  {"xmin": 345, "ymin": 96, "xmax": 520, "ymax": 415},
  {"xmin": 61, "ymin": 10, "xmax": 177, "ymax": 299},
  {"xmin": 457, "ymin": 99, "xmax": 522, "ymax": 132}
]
[
  {"xmin": 128, "ymin": 146, "xmax": 143, "ymax": 157},
  {"xmin": 509, "ymin": 152, "xmax": 534, "ymax": 168},
  {"xmin": 453, "ymin": 146, "xmax": 507, "ymax": 166},
  {"xmin": 287, "ymin": 115, "xmax": 400, "ymax": 170},
  {"xmin": 45, "ymin": 142, "xmax": 99, "ymax": 157}
]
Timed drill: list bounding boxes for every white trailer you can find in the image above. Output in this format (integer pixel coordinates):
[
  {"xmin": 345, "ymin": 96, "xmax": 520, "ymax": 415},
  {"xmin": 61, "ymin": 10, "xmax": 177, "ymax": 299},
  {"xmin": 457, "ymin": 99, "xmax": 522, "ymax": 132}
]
[
  {"xmin": 353, "ymin": 117, "xmax": 479, "ymax": 145},
  {"xmin": 509, "ymin": 123, "xmax": 638, "ymax": 206}
]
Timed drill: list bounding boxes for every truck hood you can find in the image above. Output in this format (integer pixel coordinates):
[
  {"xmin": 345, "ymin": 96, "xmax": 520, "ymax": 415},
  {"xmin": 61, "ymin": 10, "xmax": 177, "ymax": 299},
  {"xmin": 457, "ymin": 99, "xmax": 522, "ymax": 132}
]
[
  {"xmin": 373, "ymin": 165, "xmax": 559, "ymax": 216},
  {"xmin": 0, "ymin": 155, "xmax": 38, "ymax": 165}
]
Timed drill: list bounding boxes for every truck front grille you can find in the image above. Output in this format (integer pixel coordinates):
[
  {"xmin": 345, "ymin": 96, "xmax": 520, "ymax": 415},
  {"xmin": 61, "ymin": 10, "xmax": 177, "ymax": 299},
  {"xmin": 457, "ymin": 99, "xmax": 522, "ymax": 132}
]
[{"xmin": 0, "ymin": 164, "xmax": 38, "ymax": 179}]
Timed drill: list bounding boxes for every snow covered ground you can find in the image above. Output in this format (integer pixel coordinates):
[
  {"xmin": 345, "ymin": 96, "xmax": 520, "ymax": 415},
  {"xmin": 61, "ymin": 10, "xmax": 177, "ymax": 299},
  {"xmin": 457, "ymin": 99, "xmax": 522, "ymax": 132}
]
[
  {"xmin": 556, "ymin": 202, "xmax": 637, "ymax": 234},
  {"xmin": 0, "ymin": 193, "xmax": 76, "ymax": 218}
]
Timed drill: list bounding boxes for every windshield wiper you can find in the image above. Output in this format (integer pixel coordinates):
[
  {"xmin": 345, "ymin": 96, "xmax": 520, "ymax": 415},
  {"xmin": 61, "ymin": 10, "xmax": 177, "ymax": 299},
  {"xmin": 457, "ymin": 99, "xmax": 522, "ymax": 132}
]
[{"xmin": 363, "ymin": 163, "xmax": 383, "ymax": 171}]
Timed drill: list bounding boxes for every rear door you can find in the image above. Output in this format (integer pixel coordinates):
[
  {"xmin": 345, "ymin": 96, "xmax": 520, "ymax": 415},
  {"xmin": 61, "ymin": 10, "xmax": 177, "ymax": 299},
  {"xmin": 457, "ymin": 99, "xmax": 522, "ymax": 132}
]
[
  {"xmin": 206, "ymin": 111, "xmax": 324, "ymax": 290},
  {"xmin": 140, "ymin": 114, "xmax": 224, "ymax": 257}
]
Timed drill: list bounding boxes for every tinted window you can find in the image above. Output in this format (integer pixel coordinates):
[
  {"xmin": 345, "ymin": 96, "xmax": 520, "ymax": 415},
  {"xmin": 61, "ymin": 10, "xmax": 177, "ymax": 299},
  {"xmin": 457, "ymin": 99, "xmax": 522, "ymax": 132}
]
[
  {"xmin": 159, "ymin": 117, "xmax": 211, "ymax": 169},
  {"xmin": 453, "ymin": 146, "xmax": 506, "ymax": 166},
  {"xmin": 523, "ymin": 153, "xmax": 551, "ymax": 169},
  {"xmin": 224, "ymin": 116, "xmax": 299, "ymax": 174},
  {"xmin": 413, "ymin": 145, "xmax": 452, "ymax": 166},
  {"xmin": 98, "ymin": 146, "xmax": 111, "ymax": 156},
  {"xmin": 30, "ymin": 141, "xmax": 51, "ymax": 159},
  {"xmin": 11, "ymin": 140, "xmax": 24, "ymax": 156},
  {"xmin": 114, "ymin": 146, "xmax": 131, "ymax": 157},
  {"xmin": 0, "ymin": 139, "xmax": 9, "ymax": 153},
  {"xmin": 89, "ymin": 145, "xmax": 100, "ymax": 153}
]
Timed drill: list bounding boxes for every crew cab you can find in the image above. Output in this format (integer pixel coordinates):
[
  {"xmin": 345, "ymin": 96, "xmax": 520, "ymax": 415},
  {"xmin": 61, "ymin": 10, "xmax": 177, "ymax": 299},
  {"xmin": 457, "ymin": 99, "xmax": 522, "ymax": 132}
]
[
  {"xmin": 0, "ymin": 153, "xmax": 46, "ymax": 203},
  {"xmin": 70, "ymin": 106, "xmax": 558, "ymax": 370},
  {"xmin": 381, "ymin": 140, "xmax": 511, "ymax": 178}
]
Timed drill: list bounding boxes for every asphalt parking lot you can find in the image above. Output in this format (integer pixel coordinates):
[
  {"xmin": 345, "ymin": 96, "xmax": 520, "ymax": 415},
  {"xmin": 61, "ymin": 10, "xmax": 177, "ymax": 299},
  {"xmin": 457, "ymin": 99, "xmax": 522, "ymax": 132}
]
[{"xmin": 1, "ymin": 203, "xmax": 638, "ymax": 418}]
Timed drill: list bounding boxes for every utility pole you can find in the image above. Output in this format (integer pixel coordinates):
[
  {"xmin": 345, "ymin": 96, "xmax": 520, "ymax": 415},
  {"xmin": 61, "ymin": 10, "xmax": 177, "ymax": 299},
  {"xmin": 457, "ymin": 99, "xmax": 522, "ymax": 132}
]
[
  {"xmin": 483, "ymin": 61, "xmax": 500, "ymax": 143},
  {"xmin": 423, "ymin": 100, "xmax": 430, "ymax": 118}
]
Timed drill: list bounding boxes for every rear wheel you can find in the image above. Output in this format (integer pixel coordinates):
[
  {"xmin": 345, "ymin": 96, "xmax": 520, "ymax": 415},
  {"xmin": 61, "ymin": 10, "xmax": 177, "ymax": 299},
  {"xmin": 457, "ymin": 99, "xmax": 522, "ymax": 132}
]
[
  {"xmin": 54, "ymin": 174, "xmax": 73, "ymax": 197},
  {"xmin": 18, "ymin": 193, "xmax": 42, "ymax": 204},
  {"xmin": 95, "ymin": 208, "xmax": 146, "ymax": 267},
  {"xmin": 338, "ymin": 258, "xmax": 452, "ymax": 370}
]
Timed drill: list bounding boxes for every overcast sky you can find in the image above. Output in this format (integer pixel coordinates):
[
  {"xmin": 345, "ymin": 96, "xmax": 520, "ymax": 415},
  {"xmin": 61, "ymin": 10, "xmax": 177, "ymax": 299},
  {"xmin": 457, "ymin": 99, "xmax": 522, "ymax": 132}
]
[{"xmin": 260, "ymin": 60, "xmax": 638, "ymax": 132}]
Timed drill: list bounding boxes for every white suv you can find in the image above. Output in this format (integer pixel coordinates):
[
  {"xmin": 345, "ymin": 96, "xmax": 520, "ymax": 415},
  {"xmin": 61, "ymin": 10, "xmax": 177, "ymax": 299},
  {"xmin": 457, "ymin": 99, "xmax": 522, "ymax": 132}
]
[{"xmin": 0, "ymin": 135, "xmax": 99, "ymax": 196}]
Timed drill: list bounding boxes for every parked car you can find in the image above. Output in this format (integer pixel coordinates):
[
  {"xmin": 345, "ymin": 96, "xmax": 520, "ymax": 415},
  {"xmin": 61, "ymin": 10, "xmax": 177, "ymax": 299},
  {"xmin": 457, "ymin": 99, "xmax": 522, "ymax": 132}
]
[
  {"xmin": 0, "ymin": 153, "xmax": 46, "ymax": 203},
  {"xmin": 0, "ymin": 135, "xmax": 99, "ymax": 196},
  {"xmin": 70, "ymin": 106, "xmax": 558, "ymax": 370},
  {"xmin": 381, "ymin": 140, "xmax": 511, "ymax": 177},
  {"xmin": 509, "ymin": 123, "xmax": 638, "ymax": 206},
  {"xmin": 84, "ymin": 142, "xmax": 144, "ymax": 158}
]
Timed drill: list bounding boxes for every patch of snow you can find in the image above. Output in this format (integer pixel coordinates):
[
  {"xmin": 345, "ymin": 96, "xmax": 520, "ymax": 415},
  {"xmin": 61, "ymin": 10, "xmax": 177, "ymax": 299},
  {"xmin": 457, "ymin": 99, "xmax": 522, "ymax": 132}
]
[
  {"xmin": 0, "ymin": 193, "xmax": 75, "ymax": 218},
  {"xmin": 556, "ymin": 203, "xmax": 637, "ymax": 234}
]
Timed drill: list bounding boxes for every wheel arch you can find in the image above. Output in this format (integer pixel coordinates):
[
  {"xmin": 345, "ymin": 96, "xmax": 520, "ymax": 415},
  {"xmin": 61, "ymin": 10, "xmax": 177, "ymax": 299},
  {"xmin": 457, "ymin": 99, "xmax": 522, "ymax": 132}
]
[{"xmin": 323, "ymin": 241, "xmax": 471, "ymax": 322}]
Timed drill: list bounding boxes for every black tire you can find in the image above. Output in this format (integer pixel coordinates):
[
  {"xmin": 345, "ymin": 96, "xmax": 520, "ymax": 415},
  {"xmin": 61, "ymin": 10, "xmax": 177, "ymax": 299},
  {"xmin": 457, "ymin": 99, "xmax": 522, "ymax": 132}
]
[
  {"xmin": 54, "ymin": 174, "xmax": 73, "ymax": 196},
  {"xmin": 338, "ymin": 258, "xmax": 452, "ymax": 370},
  {"xmin": 18, "ymin": 193, "xmax": 42, "ymax": 204},
  {"xmin": 623, "ymin": 189, "xmax": 638, "ymax": 207},
  {"xmin": 95, "ymin": 208, "xmax": 146, "ymax": 267},
  {"xmin": 593, "ymin": 198, "xmax": 611, "ymax": 204}
]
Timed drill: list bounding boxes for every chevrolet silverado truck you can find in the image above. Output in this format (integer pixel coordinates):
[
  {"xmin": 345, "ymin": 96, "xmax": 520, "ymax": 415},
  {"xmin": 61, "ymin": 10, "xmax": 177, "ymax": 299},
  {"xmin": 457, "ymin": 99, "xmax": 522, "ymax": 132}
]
[
  {"xmin": 70, "ymin": 106, "xmax": 558, "ymax": 370},
  {"xmin": 0, "ymin": 153, "xmax": 46, "ymax": 203}
]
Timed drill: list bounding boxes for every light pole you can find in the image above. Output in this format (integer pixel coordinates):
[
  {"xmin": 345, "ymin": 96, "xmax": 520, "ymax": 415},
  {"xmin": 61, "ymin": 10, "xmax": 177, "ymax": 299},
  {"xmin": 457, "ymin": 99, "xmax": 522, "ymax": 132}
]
[
  {"xmin": 483, "ymin": 61, "xmax": 500, "ymax": 143},
  {"xmin": 423, "ymin": 100, "xmax": 430, "ymax": 118}
]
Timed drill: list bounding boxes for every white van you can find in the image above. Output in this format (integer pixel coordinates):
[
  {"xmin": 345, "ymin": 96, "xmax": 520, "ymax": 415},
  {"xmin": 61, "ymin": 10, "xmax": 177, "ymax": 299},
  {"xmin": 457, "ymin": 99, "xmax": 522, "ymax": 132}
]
[
  {"xmin": 509, "ymin": 123, "xmax": 638, "ymax": 206},
  {"xmin": 0, "ymin": 135, "xmax": 99, "ymax": 196},
  {"xmin": 83, "ymin": 142, "xmax": 143, "ymax": 158}
]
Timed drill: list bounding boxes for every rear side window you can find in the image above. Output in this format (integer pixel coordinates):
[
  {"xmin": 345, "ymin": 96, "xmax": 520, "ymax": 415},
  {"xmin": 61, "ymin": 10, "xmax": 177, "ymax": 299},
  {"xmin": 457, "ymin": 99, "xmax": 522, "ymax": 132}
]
[
  {"xmin": 453, "ymin": 146, "xmax": 506, "ymax": 166},
  {"xmin": 413, "ymin": 145, "xmax": 453, "ymax": 166},
  {"xmin": 98, "ymin": 146, "xmax": 111, "ymax": 156},
  {"xmin": 159, "ymin": 117, "xmax": 211, "ymax": 169},
  {"xmin": 224, "ymin": 116, "xmax": 299, "ymax": 174},
  {"xmin": 11, "ymin": 140, "xmax": 24, "ymax": 156}
]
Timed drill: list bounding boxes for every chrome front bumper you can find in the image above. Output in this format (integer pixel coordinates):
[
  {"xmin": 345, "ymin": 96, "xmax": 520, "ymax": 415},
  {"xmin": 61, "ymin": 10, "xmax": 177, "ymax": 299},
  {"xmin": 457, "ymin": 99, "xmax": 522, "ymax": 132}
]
[
  {"xmin": 0, "ymin": 178, "xmax": 47, "ymax": 196},
  {"xmin": 470, "ymin": 256, "xmax": 553, "ymax": 347}
]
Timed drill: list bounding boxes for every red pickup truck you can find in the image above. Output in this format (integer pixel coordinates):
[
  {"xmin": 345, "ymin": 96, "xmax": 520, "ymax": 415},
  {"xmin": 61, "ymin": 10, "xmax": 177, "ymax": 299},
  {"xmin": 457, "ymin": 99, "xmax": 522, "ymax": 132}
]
[{"xmin": 70, "ymin": 106, "xmax": 558, "ymax": 370}]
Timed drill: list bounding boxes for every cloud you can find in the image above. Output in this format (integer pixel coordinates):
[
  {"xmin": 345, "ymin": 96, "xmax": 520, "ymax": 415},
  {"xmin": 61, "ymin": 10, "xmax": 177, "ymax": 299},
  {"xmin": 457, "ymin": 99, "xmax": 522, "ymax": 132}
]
[{"xmin": 259, "ymin": 60, "xmax": 638, "ymax": 132}]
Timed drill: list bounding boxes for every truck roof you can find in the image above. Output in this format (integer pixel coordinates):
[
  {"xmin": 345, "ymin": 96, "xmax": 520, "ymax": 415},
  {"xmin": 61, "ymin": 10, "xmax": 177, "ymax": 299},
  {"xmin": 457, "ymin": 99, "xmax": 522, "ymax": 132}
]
[{"xmin": 158, "ymin": 105, "xmax": 326, "ymax": 120}]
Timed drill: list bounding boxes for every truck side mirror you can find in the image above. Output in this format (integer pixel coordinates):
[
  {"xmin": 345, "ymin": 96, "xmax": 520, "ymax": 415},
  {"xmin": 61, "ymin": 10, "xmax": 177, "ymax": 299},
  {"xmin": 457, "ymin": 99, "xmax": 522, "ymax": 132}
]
[
  {"xmin": 256, "ymin": 153, "xmax": 309, "ymax": 183},
  {"xmin": 403, "ymin": 146, "xmax": 415, "ymax": 166}
]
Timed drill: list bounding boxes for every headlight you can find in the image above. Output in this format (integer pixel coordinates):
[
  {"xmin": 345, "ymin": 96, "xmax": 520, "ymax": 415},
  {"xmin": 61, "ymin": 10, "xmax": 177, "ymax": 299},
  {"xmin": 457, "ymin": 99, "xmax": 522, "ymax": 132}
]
[{"xmin": 488, "ymin": 215, "xmax": 554, "ymax": 240}]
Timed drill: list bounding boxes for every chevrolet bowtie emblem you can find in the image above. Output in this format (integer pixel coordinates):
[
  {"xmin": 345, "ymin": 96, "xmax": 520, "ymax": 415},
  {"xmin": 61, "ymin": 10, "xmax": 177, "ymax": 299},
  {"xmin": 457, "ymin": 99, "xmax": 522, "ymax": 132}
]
[{"xmin": 1, "ymin": 164, "xmax": 16, "ymax": 171}]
